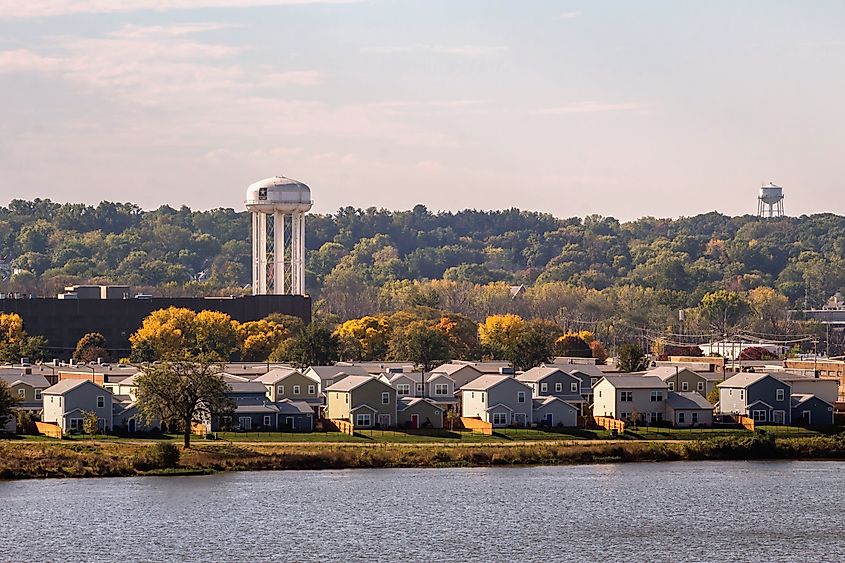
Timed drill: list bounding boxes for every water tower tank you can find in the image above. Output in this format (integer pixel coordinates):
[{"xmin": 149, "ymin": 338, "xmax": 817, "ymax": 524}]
[
  {"xmin": 759, "ymin": 182, "xmax": 783, "ymax": 205},
  {"xmin": 245, "ymin": 176, "xmax": 313, "ymax": 213}
]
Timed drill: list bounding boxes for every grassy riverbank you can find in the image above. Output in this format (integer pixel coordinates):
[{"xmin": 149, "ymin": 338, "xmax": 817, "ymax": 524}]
[{"xmin": 2, "ymin": 432, "xmax": 845, "ymax": 480}]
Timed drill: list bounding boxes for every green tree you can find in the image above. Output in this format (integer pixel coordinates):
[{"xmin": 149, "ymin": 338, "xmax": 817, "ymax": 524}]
[
  {"xmin": 73, "ymin": 332, "xmax": 110, "ymax": 363},
  {"xmin": 387, "ymin": 320, "xmax": 451, "ymax": 373},
  {"xmin": 511, "ymin": 323, "xmax": 555, "ymax": 371},
  {"xmin": 0, "ymin": 381, "xmax": 18, "ymax": 433},
  {"xmin": 697, "ymin": 290, "xmax": 751, "ymax": 335},
  {"xmin": 618, "ymin": 344, "xmax": 649, "ymax": 373},
  {"xmin": 82, "ymin": 410, "xmax": 99, "ymax": 437},
  {"xmin": 135, "ymin": 355, "xmax": 234, "ymax": 448},
  {"xmin": 270, "ymin": 324, "xmax": 339, "ymax": 369}
]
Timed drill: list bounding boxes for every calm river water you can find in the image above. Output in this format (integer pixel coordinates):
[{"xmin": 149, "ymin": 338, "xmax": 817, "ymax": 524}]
[{"xmin": 1, "ymin": 461, "xmax": 844, "ymax": 562}]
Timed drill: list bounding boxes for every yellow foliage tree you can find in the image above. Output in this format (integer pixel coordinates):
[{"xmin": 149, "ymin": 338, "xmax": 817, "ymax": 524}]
[
  {"xmin": 0, "ymin": 313, "xmax": 25, "ymax": 345},
  {"xmin": 334, "ymin": 315, "xmax": 390, "ymax": 361},
  {"xmin": 129, "ymin": 307, "xmax": 197, "ymax": 361},
  {"xmin": 478, "ymin": 314, "xmax": 525, "ymax": 359},
  {"xmin": 194, "ymin": 310, "xmax": 237, "ymax": 358},
  {"xmin": 236, "ymin": 319, "xmax": 290, "ymax": 361}
]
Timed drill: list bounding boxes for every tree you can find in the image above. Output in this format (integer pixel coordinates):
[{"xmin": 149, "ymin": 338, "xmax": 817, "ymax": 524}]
[
  {"xmin": 511, "ymin": 323, "xmax": 555, "ymax": 371},
  {"xmin": 617, "ymin": 344, "xmax": 649, "ymax": 372},
  {"xmin": 589, "ymin": 340, "xmax": 609, "ymax": 363},
  {"xmin": 0, "ymin": 381, "xmax": 18, "ymax": 433},
  {"xmin": 82, "ymin": 410, "xmax": 99, "ymax": 437},
  {"xmin": 270, "ymin": 324, "xmax": 339, "ymax": 369},
  {"xmin": 697, "ymin": 290, "xmax": 751, "ymax": 335},
  {"xmin": 135, "ymin": 355, "xmax": 234, "ymax": 448},
  {"xmin": 554, "ymin": 334, "xmax": 592, "ymax": 358},
  {"xmin": 0, "ymin": 313, "xmax": 48, "ymax": 363},
  {"xmin": 387, "ymin": 320, "xmax": 451, "ymax": 373},
  {"xmin": 73, "ymin": 332, "xmax": 110, "ymax": 363},
  {"xmin": 194, "ymin": 310, "xmax": 237, "ymax": 359},
  {"xmin": 706, "ymin": 387, "xmax": 720, "ymax": 405},
  {"xmin": 129, "ymin": 307, "xmax": 197, "ymax": 360},
  {"xmin": 478, "ymin": 314, "xmax": 525, "ymax": 360},
  {"xmin": 747, "ymin": 286, "xmax": 790, "ymax": 334},
  {"xmin": 235, "ymin": 319, "xmax": 289, "ymax": 361},
  {"xmin": 335, "ymin": 316, "xmax": 390, "ymax": 361}
]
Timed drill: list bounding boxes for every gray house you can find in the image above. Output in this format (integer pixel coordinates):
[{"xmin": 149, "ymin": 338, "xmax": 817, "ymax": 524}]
[
  {"xmin": 275, "ymin": 399, "xmax": 314, "ymax": 431},
  {"xmin": 791, "ymin": 394, "xmax": 834, "ymax": 426},
  {"xmin": 532, "ymin": 396, "xmax": 578, "ymax": 427},
  {"xmin": 42, "ymin": 379, "xmax": 114, "ymax": 433},
  {"xmin": 517, "ymin": 366, "xmax": 584, "ymax": 406},
  {"xmin": 718, "ymin": 373, "xmax": 792, "ymax": 424},
  {"xmin": 664, "ymin": 392, "xmax": 714, "ymax": 427},
  {"xmin": 217, "ymin": 380, "xmax": 280, "ymax": 431},
  {"xmin": 460, "ymin": 375, "xmax": 533, "ymax": 427},
  {"xmin": 397, "ymin": 397, "xmax": 444, "ymax": 429}
]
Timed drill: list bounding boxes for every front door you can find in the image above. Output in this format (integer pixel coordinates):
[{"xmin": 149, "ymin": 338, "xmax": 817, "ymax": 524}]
[
  {"xmin": 410, "ymin": 414, "xmax": 419, "ymax": 429},
  {"xmin": 802, "ymin": 411, "xmax": 811, "ymax": 425},
  {"xmin": 128, "ymin": 419, "xmax": 136, "ymax": 433},
  {"xmin": 772, "ymin": 410, "xmax": 785, "ymax": 424},
  {"xmin": 285, "ymin": 416, "xmax": 295, "ymax": 430},
  {"xmin": 377, "ymin": 414, "xmax": 391, "ymax": 427},
  {"xmin": 239, "ymin": 417, "xmax": 252, "ymax": 431},
  {"xmin": 544, "ymin": 413, "xmax": 554, "ymax": 426}
]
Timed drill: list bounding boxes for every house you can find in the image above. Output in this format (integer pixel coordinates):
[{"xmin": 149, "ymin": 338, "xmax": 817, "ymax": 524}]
[
  {"xmin": 718, "ymin": 372, "xmax": 792, "ymax": 424},
  {"xmin": 275, "ymin": 399, "xmax": 315, "ymax": 431},
  {"xmin": 430, "ymin": 363, "xmax": 485, "ymax": 389},
  {"xmin": 516, "ymin": 366, "xmax": 584, "ymax": 405},
  {"xmin": 773, "ymin": 372, "xmax": 839, "ymax": 404},
  {"xmin": 0, "ymin": 373, "xmax": 50, "ymax": 412},
  {"xmin": 791, "ymin": 394, "xmax": 834, "ymax": 426},
  {"xmin": 592, "ymin": 376, "xmax": 669, "ymax": 424},
  {"xmin": 387, "ymin": 372, "xmax": 459, "ymax": 410},
  {"xmin": 451, "ymin": 361, "xmax": 515, "ymax": 376},
  {"xmin": 532, "ymin": 396, "xmax": 578, "ymax": 427},
  {"xmin": 304, "ymin": 365, "xmax": 371, "ymax": 393},
  {"xmin": 219, "ymin": 379, "xmax": 280, "ymax": 431},
  {"xmin": 254, "ymin": 368, "xmax": 321, "ymax": 408},
  {"xmin": 397, "ymin": 398, "xmax": 444, "ymax": 429},
  {"xmin": 664, "ymin": 392, "xmax": 714, "ymax": 427},
  {"xmin": 325, "ymin": 375, "xmax": 397, "ymax": 428},
  {"xmin": 42, "ymin": 379, "xmax": 114, "ymax": 433},
  {"xmin": 460, "ymin": 375, "xmax": 533, "ymax": 427},
  {"xmin": 645, "ymin": 366, "xmax": 718, "ymax": 397},
  {"xmin": 558, "ymin": 363, "xmax": 607, "ymax": 405},
  {"xmin": 113, "ymin": 400, "xmax": 160, "ymax": 433}
]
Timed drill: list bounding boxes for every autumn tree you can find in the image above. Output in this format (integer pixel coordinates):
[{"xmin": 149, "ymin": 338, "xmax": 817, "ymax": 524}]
[
  {"xmin": 478, "ymin": 314, "xmax": 525, "ymax": 360},
  {"xmin": 696, "ymin": 290, "xmax": 751, "ymax": 335},
  {"xmin": 129, "ymin": 307, "xmax": 197, "ymax": 361},
  {"xmin": 73, "ymin": 332, "xmax": 110, "ymax": 363},
  {"xmin": 0, "ymin": 313, "xmax": 48, "ymax": 363},
  {"xmin": 235, "ymin": 319, "xmax": 289, "ymax": 361},
  {"xmin": 387, "ymin": 320, "xmax": 451, "ymax": 373},
  {"xmin": 82, "ymin": 410, "xmax": 99, "ymax": 437},
  {"xmin": 335, "ymin": 316, "xmax": 390, "ymax": 361},
  {"xmin": 270, "ymin": 324, "xmax": 339, "ymax": 369},
  {"xmin": 135, "ymin": 355, "xmax": 234, "ymax": 448},
  {"xmin": 747, "ymin": 286, "xmax": 790, "ymax": 334},
  {"xmin": 194, "ymin": 310, "xmax": 237, "ymax": 359},
  {"xmin": 510, "ymin": 321, "xmax": 557, "ymax": 371},
  {"xmin": 554, "ymin": 334, "xmax": 592, "ymax": 358}
]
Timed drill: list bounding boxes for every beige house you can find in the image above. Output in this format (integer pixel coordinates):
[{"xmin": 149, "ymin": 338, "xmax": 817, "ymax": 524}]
[
  {"xmin": 645, "ymin": 367, "xmax": 718, "ymax": 397},
  {"xmin": 592, "ymin": 376, "xmax": 669, "ymax": 424},
  {"xmin": 254, "ymin": 368, "xmax": 321, "ymax": 407},
  {"xmin": 325, "ymin": 375, "xmax": 397, "ymax": 428}
]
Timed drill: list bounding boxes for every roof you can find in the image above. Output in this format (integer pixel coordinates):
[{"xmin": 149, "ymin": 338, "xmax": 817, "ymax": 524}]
[
  {"xmin": 597, "ymin": 375, "xmax": 667, "ymax": 389},
  {"xmin": 275, "ymin": 399, "xmax": 314, "ymax": 415},
  {"xmin": 791, "ymin": 394, "xmax": 833, "ymax": 408},
  {"xmin": 306, "ymin": 365, "xmax": 371, "ymax": 380},
  {"xmin": 254, "ymin": 368, "xmax": 300, "ymax": 385},
  {"xmin": 43, "ymin": 379, "xmax": 107, "ymax": 395},
  {"xmin": 516, "ymin": 366, "xmax": 567, "ymax": 383},
  {"xmin": 234, "ymin": 403, "xmax": 279, "ymax": 414},
  {"xmin": 325, "ymin": 375, "xmax": 385, "ymax": 393},
  {"xmin": 460, "ymin": 375, "xmax": 525, "ymax": 392},
  {"xmin": 718, "ymin": 372, "xmax": 775, "ymax": 389},
  {"xmin": 226, "ymin": 381, "xmax": 268, "ymax": 394},
  {"xmin": 398, "ymin": 397, "xmax": 439, "ymax": 411},
  {"xmin": 532, "ymin": 396, "xmax": 577, "ymax": 409},
  {"xmin": 666, "ymin": 392, "xmax": 714, "ymax": 410},
  {"xmin": 431, "ymin": 363, "xmax": 483, "ymax": 376},
  {"xmin": 645, "ymin": 367, "xmax": 700, "ymax": 381},
  {"xmin": 559, "ymin": 364, "xmax": 606, "ymax": 379},
  {"xmin": 0, "ymin": 374, "xmax": 50, "ymax": 388}
]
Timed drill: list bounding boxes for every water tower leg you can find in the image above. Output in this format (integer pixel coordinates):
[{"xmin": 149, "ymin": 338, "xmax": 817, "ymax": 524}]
[
  {"xmin": 274, "ymin": 211, "xmax": 285, "ymax": 294},
  {"xmin": 299, "ymin": 212, "xmax": 306, "ymax": 295},
  {"xmin": 257, "ymin": 212, "xmax": 268, "ymax": 294},
  {"xmin": 251, "ymin": 211, "xmax": 260, "ymax": 295}
]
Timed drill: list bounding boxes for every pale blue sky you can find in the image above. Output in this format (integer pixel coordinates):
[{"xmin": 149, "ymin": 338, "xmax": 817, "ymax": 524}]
[{"xmin": 0, "ymin": 0, "xmax": 843, "ymax": 219}]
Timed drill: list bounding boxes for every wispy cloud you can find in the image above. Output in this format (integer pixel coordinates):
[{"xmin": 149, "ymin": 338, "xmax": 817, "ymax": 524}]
[
  {"xmin": 532, "ymin": 101, "xmax": 644, "ymax": 115},
  {"xmin": 361, "ymin": 44, "xmax": 508, "ymax": 58},
  {"xmin": 0, "ymin": 0, "xmax": 363, "ymax": 18},
  {"xmin": 559, "ymin": 11, "xmax": 582, "ymax": 20},
  {"xmin": 108, "ymin": 22, "xmax": 238, "ymax": 39}
]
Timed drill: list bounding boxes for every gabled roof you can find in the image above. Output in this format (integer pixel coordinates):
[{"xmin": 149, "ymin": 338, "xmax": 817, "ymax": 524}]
[
  {"xmin": 326, "ymin": 375, "xmax": 389, "ymax": 393},
  {"xmin": 718, "ymin": 372, "xmax": 777, "ymax": 389},
  {"xmin": 254, "ymin": 368, "xmax": 300, "ymax": 385},
  {"xmin": 226, "ymin": 380, "xmax": 268, "ymax": 394},
  {"xmin": 388, "ymin": 372, "xmax": 454, "ymax": 385},
  {"xmin": 596, "ymin": 375, "xmax": 667, "ymax": 389},
  {"xmin": 485, "ymin": 402, "xmax": 513, "ymax": 412},
  {"xmin": 791, "ymin": 394, "xmax": 833, "ymax": 408},
  {"xmin": 516, "ymin": 366, "xmax": 568, "ymax": 383},
  {"xmin": 398, "ymin": 397, "xmax": 440, "ymax": 411},
  {"xmin": 665, "ymin": 392, "xmax": 713, "ymax": 410},
  {"xmin": 532, "ymin": 396, "xmax": 577, "ymax": 409},
  {"xmin": 306, "ymin": 365, "xmax": 371, "ymax": 381},
  {"xmin": 0, "ymin": 374, "xmax": 51, "ymax": 388},
  {"xmin": 43, "ymin": 379, "xmax": 108, "ymax": 395},
  {"xmin": 645, "ymin": 367, "xmax": 701, "ymax": 381},
  {"xmin": 431, "ymin": 363, "xmax": 483, "ymax": 376},
  {"xmin": 560, "ymin": 364, "xmax": 606, "ymax": 379},
  {"xmin": 276, "ymin": 399, "xmax": 314, "ymax": 415},
  {"xmin": 234, "ymin": 403, "xmax": 279, "ymax": 414},
  {"xmin": 460, "ymin": 374, "xmax": 526, "ymax": 392},
  {"xmin": 746, "ymin": 399, "xmax": 774, "ymax": 410}
]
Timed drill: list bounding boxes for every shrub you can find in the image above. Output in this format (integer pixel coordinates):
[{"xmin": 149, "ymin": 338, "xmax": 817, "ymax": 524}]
[{"xmin": 133, "ymin": 442, "xmax": 181, "ymax": 470}]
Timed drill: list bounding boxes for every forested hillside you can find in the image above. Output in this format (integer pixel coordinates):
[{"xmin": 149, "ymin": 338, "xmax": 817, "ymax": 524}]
[{"xmin": 2, "ymin": 199, "xmax": 844, "ymax": 329}]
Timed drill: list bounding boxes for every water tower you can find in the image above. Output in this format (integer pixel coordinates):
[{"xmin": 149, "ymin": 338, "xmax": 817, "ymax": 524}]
[
  {"xmin": 757, "ymin": 181, "xmax": 784, "ymax": 218},
  {"xmin": 245, "ymin": 176, "xmax": 313, "ymax": 295}
]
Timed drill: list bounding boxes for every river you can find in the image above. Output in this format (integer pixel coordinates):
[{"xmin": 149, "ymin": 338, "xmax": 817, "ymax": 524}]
[{"xmin": 1, "ymin": 461, "xmax": 843, "ymax": 562}]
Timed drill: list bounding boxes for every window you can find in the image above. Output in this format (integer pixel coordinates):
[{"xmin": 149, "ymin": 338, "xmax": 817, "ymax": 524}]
[
  {"xmin": 35, "ymin": 389, "xmax": 42, "ymax": 400},
  {"xmin": 69, "ymin": 418, "xmax": 83, "ymax": 431},
  {"xmin": 620, "ymin": 391, "xmax": 633, "ymax": 402},
  {"xmin": 650, "ymin": 391, "xmax": 663, "ymax": 402},
  {"xmin": 277, "ymin": 385, "xmax": 284, "ymax": 396},
  {"xmin": 17, "ymin": 388, "xmax": 25, "ymax": 398},
  {"xmin": 678, "ymin": 412, "xmax": 685, "ymax": 424},
  {"xmin": 740, "ymin": 390, "xmax": 744, "ymax": 400},
  {"xmin": 681, "ymin": 382, "xmax": 689, "ymax": 391},
  {"xmin": 416, "ymin": 383, "xmax": 424, "ymax": 392},
  {"xmin": 518, "ymin": 391, "xmax": 526, "ymax": 403},
  {"xmin": 308, "ymin": 385, "xmax": 315, "ymax": 395},
  {"xmin": 570, "ymin": 382, "xmax": 578, "ymax": 393},
  {"xmin": 555, "ymin": 382, "xmax": 562, "ymax": 392},
  {"xmin": 263, "ymin": 415, "xmax": 271, "ymax": 426},
  {"xmin": 434, "ymin": 384, "xmax": 448, "ymax": 396},
  {"xmin": 650, "ymin": 412, "xmax": 663, "ymax": 422},
  {"xmin": 776, "ymin": 389, "xmax": 784, "ymax": 401},
  {"xmin": 752, "ymin": 410, "xmax": 767, "ymax": 422},
  {"xmin": 381, "ymin": 392, "xmax": 390, "ymax": 404},
  {"xmin": 470, "ymin": 392, "xmax": 475, "ymax": 399},
  {"xmin": 620, "ymin": 412, "xmax": 630, "ymax": 420},
  {"xmin": 97, "ymin": 396, "xmax": 105, "ymax": 408},
  {"xmin": 293, "ymin": 385, "xmax": 301, "ymax": 395},
  {"xmin": 597, "ymin": 390, "xmax": 602, "ymax": 398},
  {"xmin": 492, "ymin": 412, "xmax": 508, "ymax": 426},
  {"xmin": 540, "ymin": 383, "xmax": 548, "ymax": 392},
  {"xmin": 692, "ymin": 412, "xmax": 698, "ymax": 423},
  {"xmin": 729, "ymin": 389, "xmax": 733, "ymax": 396},
  {"xmin": 591, "ymin": 378, "xmax": 599, "ymax": 387},
  {"xmin": 397, "ymin": 384, "xmax": 410, "ymax": 396},
  {"xmin": 355, "ymin": 413, "xmax": 372, "ymax": 427},
  {"xmin": 481, "ymin": 392, "xmax": 485, "ymax": 402},
  {"xmin": 345, "ymin": 394, "xmax": 348, "ymax": 404},
  {"xmin": 668, "ymin": 382, "xmax": 674, "ymax": 391},
  {"xmin": 697, "ymin": 382, "xmax": 704, "ymax": 392}
]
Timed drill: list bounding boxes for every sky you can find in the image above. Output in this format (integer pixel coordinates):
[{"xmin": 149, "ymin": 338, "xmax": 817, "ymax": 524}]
[{"xmin": 0, "ymin": 0, "xmax": 843, "ymax": 220}]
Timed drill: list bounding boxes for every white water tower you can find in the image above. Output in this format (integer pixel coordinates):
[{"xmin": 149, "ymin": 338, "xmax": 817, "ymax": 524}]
[
  {"xmin": 757, "ymin": 181, "xmax": 784, "ymax": 218},
  {"xmin": 245, "ymin": 176, "xmax": 313, "ymax": 295}
]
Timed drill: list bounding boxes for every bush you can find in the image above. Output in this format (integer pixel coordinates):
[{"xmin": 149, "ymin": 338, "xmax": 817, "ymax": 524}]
[{"xmin": 133, "ymin": 442, "xmax": 181, "ymax": 470}]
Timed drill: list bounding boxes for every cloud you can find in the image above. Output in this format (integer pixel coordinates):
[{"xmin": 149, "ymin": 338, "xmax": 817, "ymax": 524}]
[
  {"xmin": 361, "ymin": 44, "xmax": 508, "ymax": 58},
  {"xmin": 531, "ymin": 101, "xmax": 644, "ymax": 115},
  {"xmin": 0, "ymin": 0, "xmax": 363, "ymax": 18},
  {"xmin": 559, "ymin": 11, "xmax": 582, "ymax": 20},
  {"xmin": 108, "ymin": 22, "xmax": 238, "ymax": 39}
]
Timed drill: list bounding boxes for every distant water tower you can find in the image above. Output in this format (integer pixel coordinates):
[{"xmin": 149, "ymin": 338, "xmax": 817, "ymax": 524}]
[
  {"xmin": 757, "ymin": 181, "xmax": 785, "ymax": 218},
  {"xmin": 245, "ymin": 176, "xmax": 313, "ymax": 295}
]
